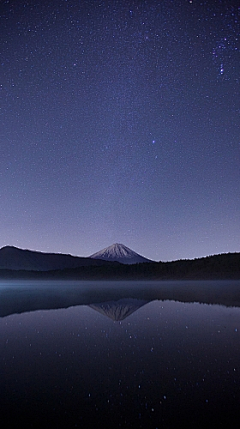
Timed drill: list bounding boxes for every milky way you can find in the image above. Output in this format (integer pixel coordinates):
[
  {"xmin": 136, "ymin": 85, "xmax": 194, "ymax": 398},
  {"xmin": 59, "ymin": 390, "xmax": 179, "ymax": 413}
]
[{"xmin": 0, "ymin": 0, "xmax": 239, "ymax": 261}]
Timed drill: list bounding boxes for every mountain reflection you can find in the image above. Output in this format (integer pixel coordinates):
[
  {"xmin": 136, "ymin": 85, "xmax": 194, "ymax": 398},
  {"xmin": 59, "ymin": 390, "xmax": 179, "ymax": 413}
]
[
  {"xmin": 89, "ymin": 298, "xmax": 149, "ymax": 321},
  {"xmin": 0, "ymin": 280, "xmax": 240, "ymax": 318}
]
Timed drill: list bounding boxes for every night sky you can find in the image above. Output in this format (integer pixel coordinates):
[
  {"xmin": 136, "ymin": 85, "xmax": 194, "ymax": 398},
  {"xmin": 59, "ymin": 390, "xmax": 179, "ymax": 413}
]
[{"xmin": 1, "ymin": 0, "xmax": 239, "ymax": 261}]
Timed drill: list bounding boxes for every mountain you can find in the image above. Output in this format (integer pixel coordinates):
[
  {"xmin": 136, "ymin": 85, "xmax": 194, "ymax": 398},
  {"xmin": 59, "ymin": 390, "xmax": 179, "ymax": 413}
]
[
  {"xmin": 0, "ymin": 246, "xmax": 116, "ymax": 271},
  {"xmin": 90, "ymin": 243, "xmax": 152, "ymax": 265},
  {"xmin": 0, "ymin": 245, "xmax": 239, "ymax": 279}
]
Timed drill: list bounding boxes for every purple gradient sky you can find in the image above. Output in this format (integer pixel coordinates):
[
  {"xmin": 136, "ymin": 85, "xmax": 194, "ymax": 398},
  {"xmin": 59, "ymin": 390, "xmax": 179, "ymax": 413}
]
[{"xmin": 0, "ymin": 0, "xmax": 239, "ymax": 261}]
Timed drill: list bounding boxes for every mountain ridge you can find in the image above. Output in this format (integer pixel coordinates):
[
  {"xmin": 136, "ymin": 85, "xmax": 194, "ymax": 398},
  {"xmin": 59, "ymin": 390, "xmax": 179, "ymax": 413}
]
[
  {"xmin": 0, "ymin": 243, "xmax": 153, "ymax": 271},
  {"xmin": 0, "ymin": 245, "xmax": 239, "ymax": 279},
  {"xmin": 0, "ymin": 245, "xmax": 120, "ymax": 271}
]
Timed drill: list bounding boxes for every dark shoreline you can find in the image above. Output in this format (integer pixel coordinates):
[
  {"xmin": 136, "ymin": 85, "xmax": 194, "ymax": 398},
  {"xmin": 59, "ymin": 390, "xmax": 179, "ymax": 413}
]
[{"xmin": 0, "ymin": 252, "xmax": 239, "ymax": 280}]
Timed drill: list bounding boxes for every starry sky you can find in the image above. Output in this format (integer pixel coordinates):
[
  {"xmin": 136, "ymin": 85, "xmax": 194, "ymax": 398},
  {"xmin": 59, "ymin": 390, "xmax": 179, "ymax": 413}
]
[{"xmin": 0, "ymin": 0, "xmax": 239, "ymax": 262}]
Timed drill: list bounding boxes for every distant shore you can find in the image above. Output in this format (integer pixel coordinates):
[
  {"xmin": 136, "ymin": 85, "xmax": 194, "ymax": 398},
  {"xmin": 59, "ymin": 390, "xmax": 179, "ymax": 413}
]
[{"xmin": 0, "ymin": 252, "xmax": 239, "ymax": 280}]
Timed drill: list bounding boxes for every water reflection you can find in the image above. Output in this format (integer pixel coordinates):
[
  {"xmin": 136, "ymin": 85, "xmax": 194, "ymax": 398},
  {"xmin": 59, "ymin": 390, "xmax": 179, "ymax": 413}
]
[
  {"xmin": 89, "ymin": 298, "xmax": 149, "ymax": 321},
  {"xmin": 0, "ymin": 280, "xmax": 240, "ymax": 318},
  {"xmin": 0, "ymin": 281, "xmax": 240, "ymax": 428}
]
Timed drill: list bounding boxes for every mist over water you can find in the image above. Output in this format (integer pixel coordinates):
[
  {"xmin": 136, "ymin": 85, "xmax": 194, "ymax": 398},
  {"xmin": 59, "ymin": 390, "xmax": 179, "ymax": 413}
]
[{"xmin": 0, "ymin": 280, "xmax": 240, "ymax": 428}]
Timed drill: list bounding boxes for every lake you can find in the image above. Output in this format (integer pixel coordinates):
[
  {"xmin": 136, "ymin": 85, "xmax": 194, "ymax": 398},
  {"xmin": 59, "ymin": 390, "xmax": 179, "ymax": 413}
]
[{"xmin": 0, "ymin": 280, "xmax": 240, "ymax": 428}]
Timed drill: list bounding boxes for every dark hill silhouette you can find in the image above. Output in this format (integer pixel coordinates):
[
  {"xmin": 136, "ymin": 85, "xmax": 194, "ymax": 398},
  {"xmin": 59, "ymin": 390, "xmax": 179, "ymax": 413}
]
[{"xmin": 0, "ymin": 245, "xmax": 119, "ymax": 271}]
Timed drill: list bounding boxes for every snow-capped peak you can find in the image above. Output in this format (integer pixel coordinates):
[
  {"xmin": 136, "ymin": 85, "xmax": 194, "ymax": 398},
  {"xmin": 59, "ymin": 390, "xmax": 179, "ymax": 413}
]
[{"xmin": 89, "ymin": 243, "xmax": 152, "ymax": 265}]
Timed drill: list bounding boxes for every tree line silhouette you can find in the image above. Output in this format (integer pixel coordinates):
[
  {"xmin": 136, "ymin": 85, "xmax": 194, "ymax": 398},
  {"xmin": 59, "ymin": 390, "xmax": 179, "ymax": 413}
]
[{"xmin": 0, "ymin": 252, "xmax": 239, "ymax": 280}]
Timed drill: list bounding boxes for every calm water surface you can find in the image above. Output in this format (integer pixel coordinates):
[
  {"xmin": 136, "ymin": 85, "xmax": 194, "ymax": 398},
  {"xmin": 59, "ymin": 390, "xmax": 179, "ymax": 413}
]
[{"xmin": 0, "ymin": 280, "xmax": 240, "ymax": 428}]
